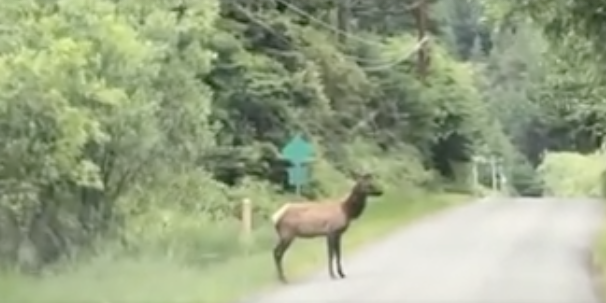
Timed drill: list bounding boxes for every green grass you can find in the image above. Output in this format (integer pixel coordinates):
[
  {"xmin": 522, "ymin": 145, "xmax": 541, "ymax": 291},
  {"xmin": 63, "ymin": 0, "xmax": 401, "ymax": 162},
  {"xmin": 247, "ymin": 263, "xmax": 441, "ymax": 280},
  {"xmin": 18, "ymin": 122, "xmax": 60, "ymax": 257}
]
[
  {"xmin": 592, "ymin": 220, "xmax": 606, "ymax": 299},
  {"xmin": 0, "ymin": 190, "xmax": 469, "ymax": 303}
]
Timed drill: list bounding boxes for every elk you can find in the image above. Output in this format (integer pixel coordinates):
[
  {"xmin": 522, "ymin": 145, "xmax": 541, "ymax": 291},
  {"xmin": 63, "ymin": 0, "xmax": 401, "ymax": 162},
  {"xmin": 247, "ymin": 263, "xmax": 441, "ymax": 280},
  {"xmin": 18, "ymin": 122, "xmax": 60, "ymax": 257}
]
[{"xmin": 270, "ymin": 172, "xmax": 384, "ymax": 283}]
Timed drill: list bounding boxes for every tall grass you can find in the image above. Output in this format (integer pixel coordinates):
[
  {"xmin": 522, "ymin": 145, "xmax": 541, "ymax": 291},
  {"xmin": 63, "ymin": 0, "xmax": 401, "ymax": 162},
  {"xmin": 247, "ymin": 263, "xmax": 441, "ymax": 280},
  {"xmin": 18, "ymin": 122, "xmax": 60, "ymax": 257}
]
[
  {"xmin": 0, "ymin": 142, "xmax": 473, "ymax": 303},
  {"xmin": 0, "ymin": 189, "xmax": 468, "ymax": 303},
  {"xmin": 537, "ymin": 151, "xmax": 606, "ymax": 197}
]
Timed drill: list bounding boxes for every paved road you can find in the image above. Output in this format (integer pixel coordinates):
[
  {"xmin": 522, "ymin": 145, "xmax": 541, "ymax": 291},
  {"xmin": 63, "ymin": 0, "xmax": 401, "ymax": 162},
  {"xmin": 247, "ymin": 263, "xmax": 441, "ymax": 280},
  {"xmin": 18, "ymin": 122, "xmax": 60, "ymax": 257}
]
[{"xmin": 242, "ymin": 197, "xmax": 605, "ymax": 303}]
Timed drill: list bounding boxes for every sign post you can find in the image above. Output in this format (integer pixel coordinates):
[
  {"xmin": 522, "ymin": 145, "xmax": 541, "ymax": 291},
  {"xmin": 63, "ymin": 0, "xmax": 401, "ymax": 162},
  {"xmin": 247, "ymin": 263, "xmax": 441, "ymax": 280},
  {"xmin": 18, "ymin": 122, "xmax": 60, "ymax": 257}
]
[{"xmin": 280, "ymin": 134, "xmax": 314, "ymax": 196}]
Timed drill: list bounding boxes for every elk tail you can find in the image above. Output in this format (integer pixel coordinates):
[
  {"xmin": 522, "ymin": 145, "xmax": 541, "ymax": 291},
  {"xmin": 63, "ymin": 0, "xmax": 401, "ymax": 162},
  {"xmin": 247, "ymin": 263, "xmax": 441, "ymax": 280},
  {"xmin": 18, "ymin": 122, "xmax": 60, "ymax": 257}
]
[{"xmin": 270, "ymin": 204, "xmax": 290, "ymax": 226}]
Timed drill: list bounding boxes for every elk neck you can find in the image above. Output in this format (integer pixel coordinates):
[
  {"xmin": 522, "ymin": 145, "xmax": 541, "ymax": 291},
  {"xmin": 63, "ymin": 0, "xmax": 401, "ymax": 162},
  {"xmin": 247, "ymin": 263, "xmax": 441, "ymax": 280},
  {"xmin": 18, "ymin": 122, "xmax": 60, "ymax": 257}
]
[{"xmin": 341, "ymin": 188, "xmax": 368, "ymax": 220}]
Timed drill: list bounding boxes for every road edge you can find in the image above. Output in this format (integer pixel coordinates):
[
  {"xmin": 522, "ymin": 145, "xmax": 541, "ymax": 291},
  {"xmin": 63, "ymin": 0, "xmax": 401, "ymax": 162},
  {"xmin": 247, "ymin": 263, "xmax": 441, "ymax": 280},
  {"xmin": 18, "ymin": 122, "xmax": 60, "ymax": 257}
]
[
  {"xmin": 235, "ymin": 194, "xmax": 487, "ymax": 303},
  {"xmin": 590, "ymin": 227, "xmax": 606, "ymax": 303}
]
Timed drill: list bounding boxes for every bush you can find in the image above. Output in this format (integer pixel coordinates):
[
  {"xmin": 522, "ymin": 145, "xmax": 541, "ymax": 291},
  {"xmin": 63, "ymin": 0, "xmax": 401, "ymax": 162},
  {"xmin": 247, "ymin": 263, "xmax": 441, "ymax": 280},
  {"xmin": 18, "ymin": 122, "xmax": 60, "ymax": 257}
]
[{"xmin": 537, "ymin": 151, "xmax": 606, "ymax": 197}]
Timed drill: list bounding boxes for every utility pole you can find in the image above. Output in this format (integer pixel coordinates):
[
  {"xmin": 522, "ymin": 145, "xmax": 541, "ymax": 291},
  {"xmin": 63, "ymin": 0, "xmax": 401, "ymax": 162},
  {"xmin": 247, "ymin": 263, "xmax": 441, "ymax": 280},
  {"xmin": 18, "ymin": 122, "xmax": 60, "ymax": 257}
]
[
  {"xmin": 336, "ymin": 0, "xmax": 350, "ymax": 44},
  {"xmin": 412, "ymin": 0, "xmax": 429, "ymax": 80}
]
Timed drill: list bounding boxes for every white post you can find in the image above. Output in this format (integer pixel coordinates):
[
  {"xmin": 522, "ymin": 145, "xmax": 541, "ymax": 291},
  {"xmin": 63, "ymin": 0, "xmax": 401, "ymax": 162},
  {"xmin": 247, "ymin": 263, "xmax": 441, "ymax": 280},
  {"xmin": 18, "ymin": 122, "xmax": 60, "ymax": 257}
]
[
  {"xmin": 240, "ymin": 198, "xmax": 252, "ymax": 248},
  {"xmin": 490, "ymin": 156, "xmax": 497, "ymax": 191}
]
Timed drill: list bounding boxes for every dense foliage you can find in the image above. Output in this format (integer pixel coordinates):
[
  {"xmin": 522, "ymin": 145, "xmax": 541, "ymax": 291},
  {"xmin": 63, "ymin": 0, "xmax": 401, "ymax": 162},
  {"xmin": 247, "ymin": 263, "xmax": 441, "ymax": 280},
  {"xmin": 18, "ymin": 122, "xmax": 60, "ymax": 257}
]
[
  {"xmin": 537, "ymin": 151, "xmax": 606, "ymax": 198},
  {"xmin": 0, "ymin": 0, "xmax": 562, "ymax": 271},
  {"xmin": 481, "ymin": 0, "xmax": 606, "ymax": 155}
]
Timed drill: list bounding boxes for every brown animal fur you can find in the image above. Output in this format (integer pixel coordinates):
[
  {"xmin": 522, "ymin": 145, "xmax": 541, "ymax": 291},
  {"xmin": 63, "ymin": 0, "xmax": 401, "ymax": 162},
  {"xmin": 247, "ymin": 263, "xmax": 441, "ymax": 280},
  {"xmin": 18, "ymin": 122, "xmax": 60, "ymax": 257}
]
[{"xmin": 270, "ymin": 173, "xmax": 383, "ymax": 282}]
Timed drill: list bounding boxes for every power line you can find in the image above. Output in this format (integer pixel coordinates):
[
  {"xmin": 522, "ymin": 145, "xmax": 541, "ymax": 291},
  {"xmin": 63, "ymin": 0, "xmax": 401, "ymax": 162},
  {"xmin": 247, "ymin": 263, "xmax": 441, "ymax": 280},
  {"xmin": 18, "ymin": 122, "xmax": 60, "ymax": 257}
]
[
  {"xmin": 233, "ymin": 4, "xmax": 397, "ymax": 64},
  {"xmin": 273, "ymin": 0, "xmax": 430, "ymax": 71},
  {"xmin": 361, "ymin": 36, "xmax": 430, "ymax": 71},
  {"xmin": 276, "ymin": 0, "xmax": 428, "ymax": 40},
  {"xmin": 230, "ymin": 3, "xmax": 430, "ymax": 139},
  {"xmin": 234, "ymin": 4, "xmax": 428, "ymax": 71},
  {"xmin": 274, "ymin": 0, "xmax": 382, "ymax": 47}
]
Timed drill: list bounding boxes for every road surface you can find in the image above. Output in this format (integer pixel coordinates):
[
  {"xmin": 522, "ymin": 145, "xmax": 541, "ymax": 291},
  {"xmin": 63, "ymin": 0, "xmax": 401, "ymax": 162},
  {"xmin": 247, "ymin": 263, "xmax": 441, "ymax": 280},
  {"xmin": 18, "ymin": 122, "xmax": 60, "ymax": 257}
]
[{"xmin": 241, "ymin": 197, "xmax": 605, "ymax": 303}]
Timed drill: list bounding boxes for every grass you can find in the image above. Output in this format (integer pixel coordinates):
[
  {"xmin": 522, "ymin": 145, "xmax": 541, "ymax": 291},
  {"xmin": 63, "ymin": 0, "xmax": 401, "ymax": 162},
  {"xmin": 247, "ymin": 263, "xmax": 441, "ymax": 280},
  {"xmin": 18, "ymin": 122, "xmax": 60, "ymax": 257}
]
[
  {"xmin": 591, "ymin": 220, "xmax": 606, "ymax": 300},
  {"xmin": 0, "ymin": 190, "xmax": 469, "ymax": 303}
]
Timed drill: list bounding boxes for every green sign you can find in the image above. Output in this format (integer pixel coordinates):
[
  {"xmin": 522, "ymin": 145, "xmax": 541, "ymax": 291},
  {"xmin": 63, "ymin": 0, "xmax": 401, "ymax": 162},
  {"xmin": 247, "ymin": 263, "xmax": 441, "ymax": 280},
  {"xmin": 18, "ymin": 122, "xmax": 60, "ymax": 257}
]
[
  {"xmin": 280, "ymin": 134, "xmax": 313, "ymax": 195},
  {"xmin": 280, "ymin": 134, "xmax": 313, "ymax": 164}
]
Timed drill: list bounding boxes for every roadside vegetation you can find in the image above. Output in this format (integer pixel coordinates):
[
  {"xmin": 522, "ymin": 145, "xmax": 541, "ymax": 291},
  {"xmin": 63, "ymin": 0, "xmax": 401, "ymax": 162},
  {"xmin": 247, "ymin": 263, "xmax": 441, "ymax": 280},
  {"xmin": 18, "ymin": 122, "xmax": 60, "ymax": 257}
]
[{"xmin": 2, "ymin": 190, "xmax": 468, "ymax": 303}]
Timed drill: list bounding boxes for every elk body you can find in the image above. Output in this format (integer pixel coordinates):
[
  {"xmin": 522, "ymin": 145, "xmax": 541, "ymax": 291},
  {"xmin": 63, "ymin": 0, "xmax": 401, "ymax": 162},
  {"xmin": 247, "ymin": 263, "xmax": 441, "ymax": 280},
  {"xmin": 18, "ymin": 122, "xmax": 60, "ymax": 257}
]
[{"xmin": 270, "ymin": 173, "xmax": 383, "ymax": 283}]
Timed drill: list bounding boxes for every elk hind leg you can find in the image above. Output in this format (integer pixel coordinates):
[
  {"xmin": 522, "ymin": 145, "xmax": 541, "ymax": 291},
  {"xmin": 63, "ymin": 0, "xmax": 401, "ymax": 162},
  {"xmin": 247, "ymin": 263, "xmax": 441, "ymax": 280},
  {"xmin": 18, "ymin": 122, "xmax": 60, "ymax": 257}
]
[
  {"xmin": 326, "ymin": 234, "xmax": 338, "ymax": 279},
  {"xmin": 273, "ymin": 236, "xmax": 294, "ymax": 283},
  {"xmin": 334, "ymin": 233, "xmax": 346, "ymax": 278}
]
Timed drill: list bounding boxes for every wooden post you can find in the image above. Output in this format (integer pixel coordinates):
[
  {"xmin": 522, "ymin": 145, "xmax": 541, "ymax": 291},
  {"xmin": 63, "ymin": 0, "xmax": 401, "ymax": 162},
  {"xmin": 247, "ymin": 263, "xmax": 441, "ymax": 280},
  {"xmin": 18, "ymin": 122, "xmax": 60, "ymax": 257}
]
[{"xmin": 240, "ymin": 198, "xmax": 252, "ymax": 248}]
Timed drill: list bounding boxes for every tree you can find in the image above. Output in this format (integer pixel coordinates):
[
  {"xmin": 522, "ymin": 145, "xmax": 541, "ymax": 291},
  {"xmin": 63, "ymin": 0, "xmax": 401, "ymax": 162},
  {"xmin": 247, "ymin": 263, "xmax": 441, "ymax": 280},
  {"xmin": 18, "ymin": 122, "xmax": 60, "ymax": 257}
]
[{"xmin": 0, "ymin": 0, "xmax": 513, "ymax": 268}]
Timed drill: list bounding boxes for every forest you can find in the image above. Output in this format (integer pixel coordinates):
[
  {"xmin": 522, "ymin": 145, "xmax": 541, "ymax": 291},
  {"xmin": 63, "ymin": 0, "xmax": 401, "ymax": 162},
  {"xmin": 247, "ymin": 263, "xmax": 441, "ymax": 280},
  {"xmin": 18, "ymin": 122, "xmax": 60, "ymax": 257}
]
[{"xmin": 1, "ymin": 0, "xmax": 605, "ymax": 302}]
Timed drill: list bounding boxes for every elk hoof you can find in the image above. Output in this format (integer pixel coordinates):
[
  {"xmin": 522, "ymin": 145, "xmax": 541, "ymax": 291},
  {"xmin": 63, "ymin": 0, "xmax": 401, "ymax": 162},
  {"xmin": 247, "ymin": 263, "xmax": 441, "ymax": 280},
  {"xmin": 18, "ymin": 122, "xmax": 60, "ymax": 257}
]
[{"xmin": 338, "ymin": 272, "xmax": 347, "ymax": 279}]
